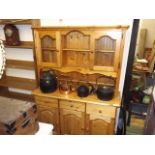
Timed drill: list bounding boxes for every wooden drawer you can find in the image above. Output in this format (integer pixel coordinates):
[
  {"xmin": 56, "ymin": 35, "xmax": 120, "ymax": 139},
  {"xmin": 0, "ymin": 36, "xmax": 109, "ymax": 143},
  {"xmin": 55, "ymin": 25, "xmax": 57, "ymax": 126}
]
[
  {"xmin": 59, "ymin": 100, "xmax": 85, "ymax": 112},
  {"xmin": 35, "ymin": 96, "xmax": 58, "ymax": 108},
  {"xmin": 86, "ymin": 104, "xmax": 116, "ymax": 118}
]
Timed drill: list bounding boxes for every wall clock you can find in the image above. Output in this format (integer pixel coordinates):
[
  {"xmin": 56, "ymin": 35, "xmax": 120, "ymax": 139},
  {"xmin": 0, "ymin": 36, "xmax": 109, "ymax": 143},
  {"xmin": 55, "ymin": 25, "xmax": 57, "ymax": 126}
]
[{"xmin": 4, "ymin": 24, "xmax": 21, "ymax": 46}]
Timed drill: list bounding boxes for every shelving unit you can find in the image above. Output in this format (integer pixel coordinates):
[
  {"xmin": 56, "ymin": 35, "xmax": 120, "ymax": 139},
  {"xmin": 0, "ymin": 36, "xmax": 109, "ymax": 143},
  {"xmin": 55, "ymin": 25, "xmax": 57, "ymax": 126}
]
[
  {"xmin": 33, "ymin": 26, "xmax": 129, "ymax": 135},
  {"xmin": 0, "ymin": 19, "xmax": 40, "ymax": 101},
  {"xmin": 33, "ymin": 26, "xmax": 128, "ymax": 93}
]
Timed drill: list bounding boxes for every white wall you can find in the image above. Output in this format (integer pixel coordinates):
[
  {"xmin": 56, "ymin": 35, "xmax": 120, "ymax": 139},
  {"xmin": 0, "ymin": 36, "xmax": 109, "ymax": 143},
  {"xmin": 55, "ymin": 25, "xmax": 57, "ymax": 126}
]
[{"xmin": 140, "ymin": 19, "xmax": 155, "ymax": 47}]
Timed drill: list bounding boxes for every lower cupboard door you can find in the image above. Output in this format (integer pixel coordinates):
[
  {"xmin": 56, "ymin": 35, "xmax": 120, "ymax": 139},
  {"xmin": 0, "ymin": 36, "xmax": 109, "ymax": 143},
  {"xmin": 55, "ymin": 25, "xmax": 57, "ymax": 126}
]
[
  {"xmin": 86, "ymin": 114, "xmax": 115, "ymax": 135},
  {"xmin": 60, "ymin": 109, "xmax": 85, "ymax": 135}
]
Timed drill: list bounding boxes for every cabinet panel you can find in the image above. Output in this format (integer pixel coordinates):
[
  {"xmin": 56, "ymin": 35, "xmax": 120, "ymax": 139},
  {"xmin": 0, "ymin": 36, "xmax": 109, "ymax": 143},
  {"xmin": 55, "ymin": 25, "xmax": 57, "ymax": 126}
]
[
  {"xmin": 60, "ymin": 109, "xmax": 85, "ymax": 135},
  {"xmin": 62, "ymin": 30, "xmax": 90, "ymax": 49},
  {"xmin": 92, "ymin": 30, "xmax": 122, "ymax": 72},
  {"xmin": 61, "ymin": 30, "xmax": 91, "ymax": 68},
  {"xmin": 35, "ymin": 96, "xmax": 58, "ymax": 108},
  {"xmin": 59, "ymin": 100, "xmax": 85, "ymax": 112},
  {"xmin": 37, "ymin": 105, "xmax": 60, "ymax": 134},
  {"xmin": 86, "ymin": 113, "xmax": 115, "ymax": 135},
  {"xmin": 34, "ymin": 30, "xmax": 61, "ymax": 68},
  {"xmin": 87, "ymin": 104, "xmax": 116, "ymax": 118}
]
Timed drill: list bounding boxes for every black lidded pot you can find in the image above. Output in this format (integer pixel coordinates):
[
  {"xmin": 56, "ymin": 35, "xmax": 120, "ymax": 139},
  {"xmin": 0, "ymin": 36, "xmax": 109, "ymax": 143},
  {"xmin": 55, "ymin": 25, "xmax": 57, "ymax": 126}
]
[
  {"xmin": 96, "ymin": 86, "xmax": 114, "ymax": 101},
  {"xmin": 40, "ymin": 70, "xmax": 57, "ymax": 93},
  {"xmin": 95, "ymin": 75, "xmax": 115, "ymax": 101},
  {"xmin": 77, "ymin": 83, "xmax": 94, "ymax": 97}
]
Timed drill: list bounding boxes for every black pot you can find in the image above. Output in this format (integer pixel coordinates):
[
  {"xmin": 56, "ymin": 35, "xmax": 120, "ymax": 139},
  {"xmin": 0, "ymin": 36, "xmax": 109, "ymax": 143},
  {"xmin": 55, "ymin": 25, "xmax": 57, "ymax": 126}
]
[
  {"xmin": 77, "ymin": 84, "xmax": 94, "ymax": 97},
  {"xmin": 96, "ymin": 86, "xmax": 114, "ymax": 101},
  {"xmin": 95, "ymin": 75, "xmax": 115, "ymax": 101},
  {"xmin": 40, "ymin": 70, "xmax": 57, "ymax": 93}
]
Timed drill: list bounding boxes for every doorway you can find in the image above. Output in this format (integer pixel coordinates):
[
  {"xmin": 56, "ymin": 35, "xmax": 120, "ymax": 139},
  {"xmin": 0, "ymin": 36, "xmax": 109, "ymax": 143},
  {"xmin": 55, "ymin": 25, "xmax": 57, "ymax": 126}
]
[{"xmin": 123, "ymin": 19, "xmax": 155, "ymax": 135}]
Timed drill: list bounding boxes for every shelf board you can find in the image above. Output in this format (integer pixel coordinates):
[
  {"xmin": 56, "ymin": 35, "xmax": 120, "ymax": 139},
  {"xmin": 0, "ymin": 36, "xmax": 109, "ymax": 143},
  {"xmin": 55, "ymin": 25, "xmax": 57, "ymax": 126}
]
[
  {"xmin": 6, "ymin": 60, "xmax": 35, "ymax": 70},
  {"xmin": 41, "ymin": 47, "xmax": 57, "ymax": 51},
  {"xmin": 0, "ymin": 19, "xmax": 32, "ymax": 25},
  {"xmin": 51, "ymin": 67, "xmax": 117, "ymax": 78},
  {"xmin": 0, "ymin": 76, "xmax": 37, "ymax": 90},
  {"xmin": 0, "ymin": 88, "xmax": 34, "ymax": 102},
  {"xmin": 0, "ymin": 19, "xmax": 39, "ymax": 26},
  {"xmin": 95, "ymin": 49, "xmax": 115, "ymax": 53},
  {"xmin": 62, "ymin": 48, "xmax": 91, "ymax": 52},
  {"xmin": 3, "ymin": 41, "xmax": 33, "ymax": 49},
  {"xmin": 33, "ymin": 88, "xmax": 121, "ymax": 107}
]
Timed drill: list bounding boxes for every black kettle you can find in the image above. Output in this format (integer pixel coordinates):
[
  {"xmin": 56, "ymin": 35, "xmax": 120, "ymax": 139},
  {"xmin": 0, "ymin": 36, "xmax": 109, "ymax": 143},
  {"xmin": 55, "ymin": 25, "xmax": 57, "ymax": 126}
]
[
  {"xmin": 40, "ymin": 70, "xmax": 58, "ymax": 93},
  {"xmin": 77, "ymin": 83, "xmax": 94, "ymax": 97},
  {"xmin": 95, "ymin": 75, "xmax": 115, "ymax": 101}
]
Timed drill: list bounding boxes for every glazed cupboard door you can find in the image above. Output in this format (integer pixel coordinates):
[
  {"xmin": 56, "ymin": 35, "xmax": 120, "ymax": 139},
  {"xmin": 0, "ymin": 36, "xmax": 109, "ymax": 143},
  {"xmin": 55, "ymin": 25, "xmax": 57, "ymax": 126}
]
[
  {"xmin": 90, "ymin": 29, "xmax": 122, "ymax": 72},
  {"xmin": 60, "ymin": 109, "xmax": 85, "ymax": 135},
  {"xmin": 33, "ymin": 30, "xmax": 61, "ymax": 72},
  {"xmin": 61, "ymin": 30, "xmax": 91, "ymax": 68}
]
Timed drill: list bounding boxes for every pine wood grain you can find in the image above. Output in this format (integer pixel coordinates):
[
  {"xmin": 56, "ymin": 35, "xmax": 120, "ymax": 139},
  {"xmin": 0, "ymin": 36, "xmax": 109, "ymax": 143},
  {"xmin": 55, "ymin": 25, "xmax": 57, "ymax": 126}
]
[
  {"xmin": 0, "ymin": 76, "xmax": 37, "ymax": 90},
  {"xmin": 0, "ymin": 88, "xmax": 34, "ymax": 102},
  {"xmin": 6, "ymin": 60, "xmax": 35, "ymax": 70}
]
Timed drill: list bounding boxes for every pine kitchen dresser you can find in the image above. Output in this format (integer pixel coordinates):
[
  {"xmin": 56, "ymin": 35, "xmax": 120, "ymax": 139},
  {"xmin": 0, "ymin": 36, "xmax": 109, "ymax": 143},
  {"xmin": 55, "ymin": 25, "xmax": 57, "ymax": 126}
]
[{"xmin": 32, "ymin": 25, "xmax": 129, "ymax": 135}]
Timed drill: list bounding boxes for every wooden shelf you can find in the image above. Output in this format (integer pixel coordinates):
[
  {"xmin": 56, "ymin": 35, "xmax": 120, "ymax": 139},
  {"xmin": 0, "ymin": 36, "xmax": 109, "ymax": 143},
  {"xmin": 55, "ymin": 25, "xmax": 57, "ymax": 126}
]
[
  {"xmin": 6, "ymin": 59, "xmax": 35, "ymax": 70},
  {"xmin": 0, "ymin": 19, "xmax": 40, "ymax": 26},
  {"xmin": 0, "ymin": 76, "xmax": 37, "ymax": 90},
  {"xmin": 0, "ymin": 88, "xmax": 34, "ymax": 102},
  {"xmin": 42, "ymin": 47, "xmax": 57, "ymax": 51},
  {"xmin": 33, "ymin": 88, "xmax": 121, "ymax": 107},
  {"xmin": 62, "ymin": 48, "xmax": 91, "ymax": 52},
  {"xmin": 3, "ymin": 41, "xmax": 33, "ymax": 49},
  {"xmin": 95, "ymin": 49, "xmax": 115, "ymax": 53},
  {"xmin": 52, "ymin": 67, "xmax": 117, "ymax": 78}
]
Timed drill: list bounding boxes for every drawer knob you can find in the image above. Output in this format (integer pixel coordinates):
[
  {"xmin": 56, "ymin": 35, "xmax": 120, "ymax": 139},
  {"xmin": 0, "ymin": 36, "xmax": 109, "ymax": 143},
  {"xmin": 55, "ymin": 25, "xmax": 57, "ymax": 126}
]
[
  {"xmin": 70, "ymin": 105, "xmax": 73, "ymax": 108},
  {"xmin": 99, "ymin": 110, "xmax": 102, "ymax": 113}
]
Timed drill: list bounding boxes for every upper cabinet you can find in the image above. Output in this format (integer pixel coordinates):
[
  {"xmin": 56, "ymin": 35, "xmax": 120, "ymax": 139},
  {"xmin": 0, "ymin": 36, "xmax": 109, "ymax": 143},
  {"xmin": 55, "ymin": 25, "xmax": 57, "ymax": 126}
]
[{"xmin": 33, "ymin": 26, "xmax": 128, "ymax": 82}]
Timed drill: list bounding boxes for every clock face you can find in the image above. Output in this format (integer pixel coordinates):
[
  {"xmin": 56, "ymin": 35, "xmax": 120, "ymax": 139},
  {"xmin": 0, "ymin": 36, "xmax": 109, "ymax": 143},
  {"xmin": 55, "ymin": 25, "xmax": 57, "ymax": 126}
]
[{"xmin": 5, "ymin": 28, "xmax": 13, "ymax": 37}]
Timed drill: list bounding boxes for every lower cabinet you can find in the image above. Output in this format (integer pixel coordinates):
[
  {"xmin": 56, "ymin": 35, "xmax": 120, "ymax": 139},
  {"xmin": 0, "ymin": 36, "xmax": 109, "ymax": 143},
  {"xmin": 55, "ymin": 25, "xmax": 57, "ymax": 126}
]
[
  {"xmin": 37, "ymin": 105, "xmax": 60, "ymax": 134},
  {"xmin": 86, "ymin": 113, "xmax": 115, "ymax": 135},
  {"xmin": 59, "ymin": 100, "xmax": 85, "ymax": 135},
  {"xmin": 86, "ymin": 104, "xmax": 116, "ymax": 135},
  {"xmin": 34, "ymin": 95, "xmax": 117, "ymax": 135},
  {"xmin": 35, "ymin": 96, "xmax": 60, "ymax": 134},
  {"xmin": 60, "ymin": 109, "xmax": 85, "ymax": 135}
]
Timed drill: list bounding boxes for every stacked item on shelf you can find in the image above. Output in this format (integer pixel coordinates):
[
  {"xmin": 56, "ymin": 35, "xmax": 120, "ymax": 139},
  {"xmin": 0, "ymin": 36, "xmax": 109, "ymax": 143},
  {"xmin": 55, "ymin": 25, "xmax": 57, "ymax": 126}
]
[
  {"xmin": 126, "ymin": 115, "xmax": 145, "ymax": 135},
  {"xmin": 0, "ymin": 96, "xmax": 39, "ymax": 135}
]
